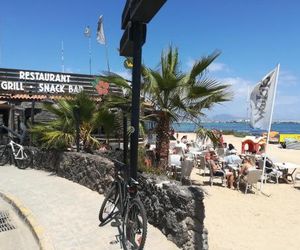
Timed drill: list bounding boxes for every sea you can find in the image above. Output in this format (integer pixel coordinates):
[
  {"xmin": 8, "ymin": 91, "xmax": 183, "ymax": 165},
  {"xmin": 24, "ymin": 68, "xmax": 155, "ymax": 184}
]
[{"xmin": 172, "ymin": 122, "xmax": 300, "ymax": 135}]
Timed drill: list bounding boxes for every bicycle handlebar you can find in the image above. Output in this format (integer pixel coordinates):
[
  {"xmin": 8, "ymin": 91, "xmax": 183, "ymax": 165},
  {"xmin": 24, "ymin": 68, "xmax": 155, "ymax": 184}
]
[
  {"xmin": 0, "ymin": 124, "xmax": 21, "ymax": 138},
  {"xmin": 104, "ymin": 157, "xmax": 139, "ymax": 185},
  {"xmin": 110, "ymin": 158, "xmax": 127, "ymax": 171}
]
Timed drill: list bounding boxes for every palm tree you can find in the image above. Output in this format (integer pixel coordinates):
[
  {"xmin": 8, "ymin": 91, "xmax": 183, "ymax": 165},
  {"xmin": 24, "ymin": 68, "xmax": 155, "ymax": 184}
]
[
  {"xmin": 31, "ymin": 92, "xmax": 116, "ymax": 151},
  {"xmin": 142, "ymin": 47, "xmax": 232, "ymax": 167},
  {"xmin": 99, "ymin": 46, "xmax": 232, "ymax": 167}
]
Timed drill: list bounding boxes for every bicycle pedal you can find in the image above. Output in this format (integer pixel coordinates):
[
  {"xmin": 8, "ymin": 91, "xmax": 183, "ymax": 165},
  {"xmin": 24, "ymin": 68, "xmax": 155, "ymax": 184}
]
[{"xmin": 111, "ymin": 221, "xmax": 121, "ymax": 227}]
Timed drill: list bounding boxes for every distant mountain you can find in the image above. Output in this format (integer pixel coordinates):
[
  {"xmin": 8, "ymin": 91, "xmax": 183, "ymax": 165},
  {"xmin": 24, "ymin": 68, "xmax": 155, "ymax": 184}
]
[{"xmin": 210, "ymin": 114, "xmax": 245, "ymax": 122}]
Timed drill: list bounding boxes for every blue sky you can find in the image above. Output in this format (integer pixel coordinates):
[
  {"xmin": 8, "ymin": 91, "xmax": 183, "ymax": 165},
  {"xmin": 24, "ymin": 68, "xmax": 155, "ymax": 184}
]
[{"xmin": 1, "ymin": 0, "xmax": 299, "ymax": 121}]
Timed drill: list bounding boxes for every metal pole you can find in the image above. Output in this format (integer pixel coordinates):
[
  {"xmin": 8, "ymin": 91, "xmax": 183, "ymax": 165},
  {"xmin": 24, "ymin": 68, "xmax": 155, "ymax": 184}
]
[
  {"xmin": 61, "ymin": 40, "xmax": 65, "ymax": 73},
  {"xmin": 104, "ymin": 43, "xmax": 110, "ymax": 72},
  {"xmin": 129, "ymin": 22, "xmax": 143, "ymax": 180},
  {"xmin": 260, "ymin": 64, "xmax": 280, "ymax": 191},
  {"xmin": 89, "ymin": 36, "xmax": 92, "ymax": 75},
  {"xmin": 123, "ymin": 112, "xmax": 129, "ymax": 180},
  {"xmin": 123, "ymin": 112, "xmax": 128, "ymax": 165}
]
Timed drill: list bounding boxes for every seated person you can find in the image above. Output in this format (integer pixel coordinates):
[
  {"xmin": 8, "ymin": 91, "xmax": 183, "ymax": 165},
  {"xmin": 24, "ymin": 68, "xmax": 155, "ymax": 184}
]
[
  {"xmin": 206, "ymin": 149, "xmax": 234, "ymax": 189},
  {"xmin": 225, "ymin": 143, "xmax": 235, "ymax": 155},
  {"xmin": 260, "ymin": 155, "xmax": 286, "ymax": 183},
  {"xmin": 239, "ymin": 158, "xmax": 256, "ymax": 176},
  {"xmin": 228, "ymin": 143, "xmax": 235, "ymax": 151},
  {"xmin": 181, "ymin": 135, "xmax": 188, "ymax": 144},
  {"xmin": 206, "ymin": 148, "xmax": 219, "ymax": 161},
  {"xmin": 223, "ymin": 149, "xmax": 242, "ymax": 165},
  {"xmin": 99, "ymin": 143, "xmax": 111, "ymax": 152}
]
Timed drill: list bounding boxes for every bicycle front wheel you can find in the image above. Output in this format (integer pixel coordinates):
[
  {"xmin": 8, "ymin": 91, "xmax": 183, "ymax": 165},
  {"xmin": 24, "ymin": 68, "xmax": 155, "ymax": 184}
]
[
  {"xmin": 123, "ymin": 198, "xmax": 147, "ymax": 250},
  {"xmin": 0, "ymin": 145, "xmax": 10, "ymax": 166},
  {"xmin": 99, "ymin": 183, "xmax": 120, "ymax": 224},
  {"xmin": 15, "ymin": 147, "xmax": 32, "ymax": 169}
]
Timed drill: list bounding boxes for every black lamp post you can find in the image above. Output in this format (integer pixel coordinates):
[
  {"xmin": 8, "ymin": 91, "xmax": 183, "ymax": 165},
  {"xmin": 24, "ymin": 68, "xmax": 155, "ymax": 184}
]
[{"xmin": 120, "ymin": 0, "xmax": 167, "ymax": 179}]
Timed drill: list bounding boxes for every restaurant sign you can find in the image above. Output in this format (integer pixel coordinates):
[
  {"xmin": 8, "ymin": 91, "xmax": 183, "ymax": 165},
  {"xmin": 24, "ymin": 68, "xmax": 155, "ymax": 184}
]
[{"xmin": 0, "ymin": 68, "xmax": 112, "ymax": 97}]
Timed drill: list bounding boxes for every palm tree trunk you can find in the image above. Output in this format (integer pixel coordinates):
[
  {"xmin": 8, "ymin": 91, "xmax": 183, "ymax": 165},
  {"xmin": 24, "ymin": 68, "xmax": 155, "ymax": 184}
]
[{"xmin": 155, "ymin": 113, "xmax": 170, "ymax": 168}]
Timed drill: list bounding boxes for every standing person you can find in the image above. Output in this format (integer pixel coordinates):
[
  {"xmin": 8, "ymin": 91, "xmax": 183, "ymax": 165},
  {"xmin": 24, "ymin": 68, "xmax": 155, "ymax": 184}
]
[{"xmin": 144, "ymin": 143, "xmax": 153, "ymax": 167}]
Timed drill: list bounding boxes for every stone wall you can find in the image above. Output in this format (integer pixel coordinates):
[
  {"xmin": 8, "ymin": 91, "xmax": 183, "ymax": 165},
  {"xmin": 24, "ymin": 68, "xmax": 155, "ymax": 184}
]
[
  {"xmin": 30, "ymin": 148, "xmax": 208, "ymax": 249},
  {"xmin": 31, "ymin": 148, "xmax": 115, "ymax": 194},
  {"xmin": 138, "ymin": 174, "xmax": 208, "ymax": 250}
]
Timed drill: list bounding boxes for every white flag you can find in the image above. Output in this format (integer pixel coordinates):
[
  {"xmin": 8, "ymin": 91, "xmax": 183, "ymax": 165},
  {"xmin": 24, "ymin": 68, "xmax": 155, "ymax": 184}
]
[
  {"xmin": 84, "ymin": 26, "xmax": 91, "ymax": 37},
  {"xmin": 97, "ymin": 15, "xmax": 106, "ymax": 45},
  {"xmin": 250, "ymin": 65, "xmax": 279, "ymax": 130}
]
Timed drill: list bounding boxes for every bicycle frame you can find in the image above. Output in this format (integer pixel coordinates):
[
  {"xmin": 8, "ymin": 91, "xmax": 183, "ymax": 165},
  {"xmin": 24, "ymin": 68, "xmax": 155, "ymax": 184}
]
[
  {"xmin": 114, "ymin": 168, "xmax": 139, "ymax": 219},
  {"xmin": 115, "ymin": 174, "xmax": 129, "ymax": 217},
  {"xmin": 9, "ymin": 140, "xmax": 26, "ymax": 160}
]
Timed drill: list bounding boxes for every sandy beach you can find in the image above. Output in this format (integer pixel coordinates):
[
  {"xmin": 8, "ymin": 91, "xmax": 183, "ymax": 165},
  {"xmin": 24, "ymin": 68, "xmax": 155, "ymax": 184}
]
[{"xmin": 178, "ymin": 132, "xmax": 300, "ymax": 250}]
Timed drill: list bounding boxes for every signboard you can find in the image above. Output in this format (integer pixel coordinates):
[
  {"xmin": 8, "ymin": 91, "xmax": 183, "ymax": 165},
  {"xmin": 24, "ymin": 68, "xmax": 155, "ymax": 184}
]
[
  {"xmin": 279, "ymin": 134, "xmax": 300, "ymax": 143},
  {"xmin": 0, "ymin": 68, "xmax": 122, "ymax": 97}
]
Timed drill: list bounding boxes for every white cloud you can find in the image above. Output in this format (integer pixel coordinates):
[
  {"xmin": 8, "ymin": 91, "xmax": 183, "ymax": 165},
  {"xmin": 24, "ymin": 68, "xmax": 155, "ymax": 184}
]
[
  {"xmin": 278, "ymin": 70, "xmax": 298, "ymax": 86},
  {"xmin": 186, "ymin": 59, "xmax": 230, "ymax": 73},
  {"xmin": 208, "ymin": 62, "xmax": 229, "ymax": 73},
  {"xmin": 115, "ymin": 71, "xmax": 132, "ymax": 81},
  {"xmin": 219, "ymin": 76, "xmax": 253, "ymax": 98},
  {"xmin": 186, "ymin": 58, "xmax": 195, "ymax": 70},
  {"xmin": 275, "ymin": 95, "xmax": 300, "ymax": 105}
]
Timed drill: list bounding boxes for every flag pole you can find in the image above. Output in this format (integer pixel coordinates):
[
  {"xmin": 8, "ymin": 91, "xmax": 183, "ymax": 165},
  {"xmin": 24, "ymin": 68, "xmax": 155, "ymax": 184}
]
[
  {"xmin": 104, "ymin": 42, "xmax": 110, "ymax": 72},
  {"xmin": 97, "ymin": 15, "xmax": 110, "ymax": 72},
  {"xmin": 89, "ymin": 35, "xmax": 92, "ymax": 75},
  {"xmin": 247, "ymin": 85, "xmax": 250, "ymax": 120},
  {"xmin": 61, "ymin": 40, "xmax": 65, "ymax": 73},
  {"xmin": 84, "ymin": 26, "xmax": 92, "ymax": 75},
  {"xmin": 260, "ymin": 64, "xmax": 280, "ymax": 191}
]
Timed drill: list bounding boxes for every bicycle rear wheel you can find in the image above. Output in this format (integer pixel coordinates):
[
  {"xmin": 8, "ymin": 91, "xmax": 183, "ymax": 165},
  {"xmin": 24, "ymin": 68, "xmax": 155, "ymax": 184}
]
[
  {"xmin": 0, "ymin": 145, "xmax": 10, "ymax": 166},
  {"xmin": 123, "ymin": 198, "xmax": 147, "ymax": 250},
  {"xmin": 15, "ymin": 147, "xmax": 32, "ymax": 169},
  {"xmin": 99, "ymin": 183, "xmax": 120, "ymax": 224}
]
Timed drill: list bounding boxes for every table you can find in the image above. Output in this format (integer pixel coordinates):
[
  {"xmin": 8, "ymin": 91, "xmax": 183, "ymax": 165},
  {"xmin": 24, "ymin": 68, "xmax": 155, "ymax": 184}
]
[{"xmin": 274, "ymin": 162, "xmax": 300, "ymax": 183}]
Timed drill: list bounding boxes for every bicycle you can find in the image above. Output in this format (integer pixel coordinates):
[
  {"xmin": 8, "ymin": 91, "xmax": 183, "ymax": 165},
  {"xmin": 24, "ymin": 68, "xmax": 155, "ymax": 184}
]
[
  {"xmin": 99, "ymin": 159, "xmax": 147, "ymax": 250},
  {"xmin": 0, "ymin": 127, "xmax": 32, "ymax": 169}
]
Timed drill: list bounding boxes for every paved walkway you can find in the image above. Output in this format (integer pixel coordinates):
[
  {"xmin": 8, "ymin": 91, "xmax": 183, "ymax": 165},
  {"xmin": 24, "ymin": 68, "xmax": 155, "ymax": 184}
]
[
  {"xmin": 0, "ymin": 197, "xmax": 39, "ymax": 250},
  {"xmin": 0, "ymin": 165, "xmax": 177, "ymax": 250}
]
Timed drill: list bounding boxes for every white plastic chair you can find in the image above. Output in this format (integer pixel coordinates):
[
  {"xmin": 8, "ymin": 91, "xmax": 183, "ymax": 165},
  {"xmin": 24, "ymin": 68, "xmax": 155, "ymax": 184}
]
[
  {"xmin": 258, "ymin": 159, "xmax": 281, "ymax": 184},
  {"xmin": 197, "ymin": 155, "xmax": 207, "ymax": 176},
  {"xmin": 294, "ymin": 172, "xmax": 300, "ymax": 188},
  {"xmin": 241, "ymin": 169, "xmax": 263, "ymax": 194},
  {"xmin": 206, "ymin": 160, "xmax": 225, "ymax": 186}
]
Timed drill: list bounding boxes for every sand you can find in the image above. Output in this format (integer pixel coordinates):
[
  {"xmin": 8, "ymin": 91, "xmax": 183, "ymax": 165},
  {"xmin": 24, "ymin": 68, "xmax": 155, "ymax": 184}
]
[{"xmin": 179, "ymin": 133, "xmax": 300, "ymax": 250}]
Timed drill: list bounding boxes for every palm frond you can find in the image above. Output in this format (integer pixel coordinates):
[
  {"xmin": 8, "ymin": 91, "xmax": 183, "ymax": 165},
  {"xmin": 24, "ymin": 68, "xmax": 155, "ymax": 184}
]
[{"xmin": 185, "ymin": 50, "xmax": 221, "ymax": 86}]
